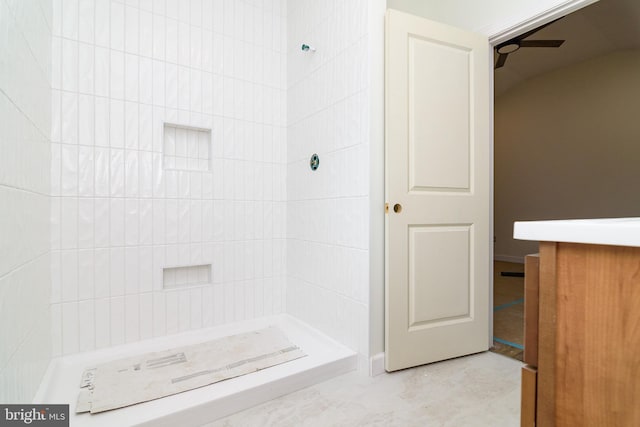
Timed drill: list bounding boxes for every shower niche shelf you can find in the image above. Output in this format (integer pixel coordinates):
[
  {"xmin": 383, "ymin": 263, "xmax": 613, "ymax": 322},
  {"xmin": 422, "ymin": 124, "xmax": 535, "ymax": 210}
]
[
  {"xmin": 163, "ymin": 264, "xmax": 212, "ymax": 289},
  {"xmin": 163, "ymin": 123, "xmax": 211, "ymax": 172}
]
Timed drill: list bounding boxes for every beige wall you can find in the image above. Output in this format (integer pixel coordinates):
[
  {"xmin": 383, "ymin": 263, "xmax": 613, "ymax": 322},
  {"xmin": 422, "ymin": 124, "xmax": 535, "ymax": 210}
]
[{"xmin": 495, "ymin": 50, "xmax": 640, "ymax": 261}]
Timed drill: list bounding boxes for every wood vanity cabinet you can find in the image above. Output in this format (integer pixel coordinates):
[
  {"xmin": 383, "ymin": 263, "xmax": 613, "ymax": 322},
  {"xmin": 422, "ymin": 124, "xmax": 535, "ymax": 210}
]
[{"xmin": 520, "ymin": 242, "xmax": 640, "ymax": 427}]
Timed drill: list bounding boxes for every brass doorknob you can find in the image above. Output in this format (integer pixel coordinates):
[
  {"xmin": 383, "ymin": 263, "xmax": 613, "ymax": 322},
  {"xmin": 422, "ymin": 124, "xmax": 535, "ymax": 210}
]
[{"xmin": 393, "ymin": 203, "xmax": 402, "ymax": 213}]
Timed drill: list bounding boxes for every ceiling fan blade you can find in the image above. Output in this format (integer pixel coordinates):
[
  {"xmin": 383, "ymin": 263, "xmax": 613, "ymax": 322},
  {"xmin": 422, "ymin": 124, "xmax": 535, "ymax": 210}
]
[
  {"xmin": 515, "ymin": 17, "xmax": 563, "ymax": 41},
  {"xmin": 520, "ymin": 40, "xmax": 565, "ymax": 48},
  {"xmin": 495, "ymin": 53, "xmax": 508, "ymax": 69}
]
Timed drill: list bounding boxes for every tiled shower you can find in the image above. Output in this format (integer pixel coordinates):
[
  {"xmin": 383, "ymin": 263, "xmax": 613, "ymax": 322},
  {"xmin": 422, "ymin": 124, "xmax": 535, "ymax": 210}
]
[
  {"xmin": 49, "ymin": 0, "xmax": 288, "ymax": 355},
  {"xmin": 1, "ymin": 0, "xmax": 376, "ymax": 404}
]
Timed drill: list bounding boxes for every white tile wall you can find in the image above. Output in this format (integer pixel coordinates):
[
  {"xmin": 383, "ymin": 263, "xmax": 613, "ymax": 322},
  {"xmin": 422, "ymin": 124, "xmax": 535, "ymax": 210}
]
[
  {"xmin": 51, "ymin": 0, "xmax": 288, "ymax": 356},
  {"xmin": 0, "ymin": 0, "xmax": 52, "ymax": 403},
  {"xmin": 286, "ymin": 0, "xmax": 371, "ymax": 365}
]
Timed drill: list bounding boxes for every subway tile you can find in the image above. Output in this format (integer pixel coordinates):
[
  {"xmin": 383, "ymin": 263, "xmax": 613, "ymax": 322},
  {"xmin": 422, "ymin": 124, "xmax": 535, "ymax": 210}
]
[
  {"xmin": 137, "ymin": 104, "xmax": 152, "ymax": 152},
  {"xmin": 152, "ymin": 153, "xmax": 165, "ymax": 197},
  {"xmin": 124, "ymin": 54, "xmax": 139, "ymax": 103},
  {"xmin": 94, "ymin": 297, "xmax": 110, "ymax": 348},
  {"xmin": 51, "ymin": 0, "xmax": 62, "ymax": 36},
  {"xmin": 61, "ymin": 92, "xmax": 78, "ymax": 145},
  {"xmin": 152, "ymin": 199, "xmax": 166, "ymax": 245},
  {"xmin": 78, "ymin": 0, "xmax": 94, "ymax": 44},
  {"xmin": 109, "ymin": 148, "xmax": 125, "ymax": 196},
  {"xmin": 124, "ymin": 294, "xmax": 140, "ymax": 343},
  {"xmin": 189, "ymin": 287, "xmax": 202, "ymax": 329},
  {"xmin": 138, "ymin": 199, "xmax": 153, "ymax": 245},
  {"xmin": 201, "ymin": 286, "xmax": 213, "ymax": 327},
  {"xmin": 93, "ymin": 149, "xmax": 109, "ymax": 198},
  {"xmin": 60, "ymin": 143, "xmax": 78, "ymax": 196},
  {"xmin": 124, "ymin": 150, "xmax": 139, "ymax": 198},
  {"xmin": 94, "ymin": 97, "xmax": 110, "ymax": 147},
  {"xmin": 78, "ymin": 248, "xmax": 95, "ymax": 300},
  {"xmin": 165, "ymin": 19, "xmax": 178, "ymax": 64},
  {"xmin": 139, "ymin": 293, "xmax": 153, "ymax": 340},
  {"xmin": 78, "ymin": 43, "xmax": 94, "ymax": 95},
  {"xmin": 165, "ymin": 199, "xmax": 178, "ymax": 243},
  {"xmin": 110, "ymin": 51, "xmax": 125, "ymax": 100},
  {"xmin": 177, "ymin": 65, "xmax": 190, "ymax": 111},
  {"xmin": 94, "ymin": 47, "xmax": 109, "ymax": 97},
  {"xmin": 77, "ymin": 146, "xmax": 95, "ymax": 196},
  {"xmin": 176, "ymin": 22, "xmax": 190, "ymax": 67},
  {"xmin": 61, "ymin": 302, "xmax": 79, "ymax": 354},
  {"xmin": 61, "ymin": 38, "xmax": 78, "ymax": 92},
  {"xmin": 152, "ymin": 60, "xmax": 165, "ymax": 106},
  {"xmin": 62, "ymin": 0, "xmax": 79, "ymax": 40},
  {"xmin": 78, "ymin": 94, "xmax": 95, "ymax": 146},
  {"xmin": 136, "ymin": 245, "xmax": 152, "ymax": 291},
  {"xmin": 110, "ymin": 296, "xmax": 125, "ymax": 345},
  {"xmin": 125, "ymin": 5, "xmax": 139, "ymax": 54},
  {"xmin": 78, "ymin": 299, "xmax": 95, "ymax": 352},
  {"xmin": 165, "ymin": 63, "xmax": 178, "ymax": 109},
  {"xmin": 109, "ymin": 247, "xmax": 125, "ymax": 297},
  {"xmin": 152, "ymin": 291, "xmax": 166, "ymax": 337},
  {"xmin": 138, "ymin": 57, "xmax": 153, "ymax": 105},
  {"xmin": 139, "ymin": 9, "xmax": 153, "ymax": 57},
  {"xmin": 125, "ymin": 198, "xmax": 139, "ymax": 246},
  {"xmin": 60, "ymin": 197, "xmax": 78, "ymax": 249},
  {"xmin": 138, "ymin": 151, "xmax": 153, "ymax": 197},
  {"xmin": 93, "ymin": 197, "xmax": 109, "ymax": 247},
  {"xmin": 110, "ymin": 2, "xmax": 125, "ymax": 51},
  {"xmin": 77, "ymin": 197, "xmax": 94, "ymax": 248},
  {"xmin": 165, "ymin": 291, "xmax": 179, "ymax": 334},
  {"xmin": 152, "ymin": 14, "xmax": 166, "ymax": 60},
  {"xmin": 94, "ymin": 248, "xmax": 110, "ymax": 298},
  {"xmin": 109, "ymin": 198, "xmax": 125, "ymax": 246},
  {"xmin": 190, "ymin": 69, "xmax": 202, "ymax": 113}
]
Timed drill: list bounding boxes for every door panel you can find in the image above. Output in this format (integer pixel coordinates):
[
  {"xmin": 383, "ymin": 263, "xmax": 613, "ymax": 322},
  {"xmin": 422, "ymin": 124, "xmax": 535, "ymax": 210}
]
[
  {"xmin": 409, "ymin": 36, "xmax": 471, "ymax": 191},
  {"xmin": 385, "ymin": 9, "xmax": 491, "ymax": 371},
  {"xmin": 409, "ymin": 224, "xmax": 471, "ymax": 328}
]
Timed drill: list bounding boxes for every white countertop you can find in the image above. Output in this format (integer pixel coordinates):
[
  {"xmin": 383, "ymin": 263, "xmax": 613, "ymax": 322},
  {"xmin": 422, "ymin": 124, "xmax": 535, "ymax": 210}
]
[{"xmin": 513, "ymin": 218, "xmax": 640, "ymax": 248}]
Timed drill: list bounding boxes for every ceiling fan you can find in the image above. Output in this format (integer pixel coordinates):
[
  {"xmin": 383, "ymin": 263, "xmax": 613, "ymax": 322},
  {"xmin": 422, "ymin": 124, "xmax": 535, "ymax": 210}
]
[{"xmin": 495, "ymin": 19, "xmax": 565, "ymax": 69}]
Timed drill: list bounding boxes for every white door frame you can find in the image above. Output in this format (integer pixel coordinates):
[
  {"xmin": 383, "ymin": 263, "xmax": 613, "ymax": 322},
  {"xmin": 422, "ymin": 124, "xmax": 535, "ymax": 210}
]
[
  {"xmin": 488, "ymin": 0, "xmax": 599, "ymax": 45},
  {"xmin": 486, "ymin": 0, "xmax": 598, "ymax": 346}
]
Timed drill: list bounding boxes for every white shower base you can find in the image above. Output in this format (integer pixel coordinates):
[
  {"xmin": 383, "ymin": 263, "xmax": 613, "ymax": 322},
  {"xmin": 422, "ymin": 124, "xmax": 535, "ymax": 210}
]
[{"xmin": 34, "ymin": 314, "xmax": 357, "ymax": 427}]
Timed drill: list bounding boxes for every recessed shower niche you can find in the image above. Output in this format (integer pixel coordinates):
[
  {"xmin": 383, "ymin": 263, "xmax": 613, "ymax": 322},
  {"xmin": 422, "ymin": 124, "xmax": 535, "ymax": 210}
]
[
  {"xmin": 163, "ymin": 123, "xmax": 212, "ymax": 172},
  {"xmin": 162, "ymin": 264, "xmax": 212, "ymax": 289}
]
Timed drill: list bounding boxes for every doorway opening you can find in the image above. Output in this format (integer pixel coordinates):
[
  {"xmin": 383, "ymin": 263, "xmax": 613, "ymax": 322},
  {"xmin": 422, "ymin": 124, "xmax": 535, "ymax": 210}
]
[{"xmin": 491, "ymin": 0, "xmax": 640, "ymax": 360}]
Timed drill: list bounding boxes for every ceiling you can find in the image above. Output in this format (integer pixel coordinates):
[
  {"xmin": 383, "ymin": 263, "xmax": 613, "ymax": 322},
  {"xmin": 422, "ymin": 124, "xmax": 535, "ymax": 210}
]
[{"xmin": 494, "ymin": 0, "xmax": 640, "ymax": 96}]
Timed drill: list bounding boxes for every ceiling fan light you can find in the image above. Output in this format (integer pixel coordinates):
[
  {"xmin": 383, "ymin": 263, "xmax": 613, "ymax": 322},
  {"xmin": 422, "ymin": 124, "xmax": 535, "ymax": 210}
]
[{"xmin": 497, "ymin": 42, "xmax": 520, "ymax": 54}]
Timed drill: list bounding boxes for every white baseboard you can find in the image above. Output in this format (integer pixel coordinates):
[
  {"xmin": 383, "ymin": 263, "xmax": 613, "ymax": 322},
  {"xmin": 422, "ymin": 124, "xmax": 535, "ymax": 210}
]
[
  {"xmin": 369, "ymin": 352, "xmax": 385, "ymax": 377},
  {"xmin": 494, "ymin": 254, "xmax": 525, "ymax": 264}
]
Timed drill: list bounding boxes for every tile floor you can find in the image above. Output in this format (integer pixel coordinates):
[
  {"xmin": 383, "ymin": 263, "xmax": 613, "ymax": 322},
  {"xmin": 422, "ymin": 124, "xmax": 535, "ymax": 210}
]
[{"xmin": 206, "ymin": 352, "xmax": 522, "ymax": 427}]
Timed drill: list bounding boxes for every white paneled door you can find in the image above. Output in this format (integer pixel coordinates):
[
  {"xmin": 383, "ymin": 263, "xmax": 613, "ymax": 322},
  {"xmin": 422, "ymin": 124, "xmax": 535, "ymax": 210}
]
[{"xmin": 385, "ymin": 9, "xmax": 491, "ymax": 371}]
